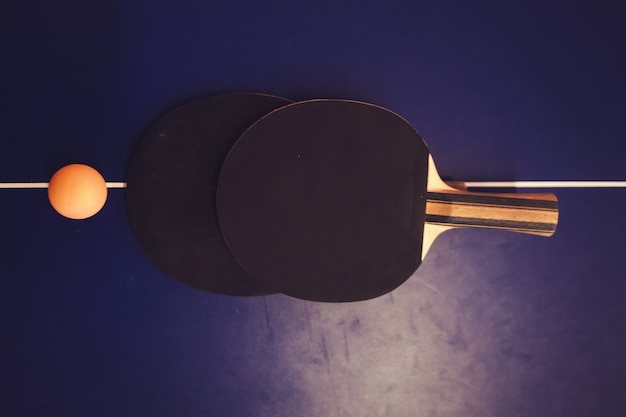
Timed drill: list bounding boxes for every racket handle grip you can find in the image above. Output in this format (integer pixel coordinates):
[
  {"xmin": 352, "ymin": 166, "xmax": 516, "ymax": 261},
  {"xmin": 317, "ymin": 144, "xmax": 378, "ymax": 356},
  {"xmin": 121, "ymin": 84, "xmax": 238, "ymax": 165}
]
[{"xmin": 424, "ymin": 190, "xmax": 558, "ymax": 237}]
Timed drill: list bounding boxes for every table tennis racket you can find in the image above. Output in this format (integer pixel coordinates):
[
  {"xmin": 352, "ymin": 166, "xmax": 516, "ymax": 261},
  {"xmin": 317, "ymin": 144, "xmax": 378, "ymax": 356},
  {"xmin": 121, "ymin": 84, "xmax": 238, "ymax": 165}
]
[
  {"xmin": 126, "ymin": 93, "xmax": 290, "ymax": 296},
  {"xmin": 216, "ymin": 99, "xmax": 558, "ymax": 302}
]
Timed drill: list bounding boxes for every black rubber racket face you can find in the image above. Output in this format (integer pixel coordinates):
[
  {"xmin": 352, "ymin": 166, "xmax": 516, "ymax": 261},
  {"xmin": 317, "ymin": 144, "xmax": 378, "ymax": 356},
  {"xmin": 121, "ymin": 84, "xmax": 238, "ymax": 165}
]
[
  {"xmin": 126, "ymin": 93, "xmax": 290, "ymax": 296},
  {"xmin": 217, "ymin": 100, "xmax": 429, "ymax": 302}
]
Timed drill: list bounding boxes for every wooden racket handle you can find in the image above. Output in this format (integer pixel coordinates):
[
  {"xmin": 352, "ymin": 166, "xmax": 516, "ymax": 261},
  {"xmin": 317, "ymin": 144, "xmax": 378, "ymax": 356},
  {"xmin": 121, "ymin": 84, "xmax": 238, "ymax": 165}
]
[{"xmin": 425, "ymin": 190, "xmax": 558, "ymax": 237}]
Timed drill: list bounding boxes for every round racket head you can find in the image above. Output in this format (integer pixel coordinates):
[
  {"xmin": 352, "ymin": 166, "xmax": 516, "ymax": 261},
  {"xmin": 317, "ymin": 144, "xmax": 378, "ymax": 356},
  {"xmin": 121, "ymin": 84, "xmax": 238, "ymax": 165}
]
[
  {"xmin": 126, "ymin": 93, "xmax": 290, "ymax": 295},
  {"xmin": 217, "ymin": 100, "xmax": 429, "ymax": 302}
]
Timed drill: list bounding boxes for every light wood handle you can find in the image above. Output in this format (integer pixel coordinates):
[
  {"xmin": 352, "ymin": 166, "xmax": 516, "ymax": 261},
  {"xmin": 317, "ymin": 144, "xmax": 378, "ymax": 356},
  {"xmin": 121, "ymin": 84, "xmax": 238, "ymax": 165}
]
[{"xmin": 425, "ymin": 190, "xmax": 558, "ymax": 237}]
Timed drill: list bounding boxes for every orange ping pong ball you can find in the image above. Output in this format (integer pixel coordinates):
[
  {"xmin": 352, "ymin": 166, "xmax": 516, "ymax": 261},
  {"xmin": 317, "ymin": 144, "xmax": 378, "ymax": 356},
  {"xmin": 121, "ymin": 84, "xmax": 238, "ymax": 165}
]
[{"xmin": 48, "ymin": 164, "xmax": 108, "ymax": 219}]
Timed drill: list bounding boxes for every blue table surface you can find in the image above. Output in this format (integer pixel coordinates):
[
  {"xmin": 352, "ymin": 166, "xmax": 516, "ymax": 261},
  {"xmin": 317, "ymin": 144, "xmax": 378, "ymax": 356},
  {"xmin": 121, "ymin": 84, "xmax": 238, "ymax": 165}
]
[{"xmin": 2, "ymin": 1, "xmax": 626, "ymax": 416}]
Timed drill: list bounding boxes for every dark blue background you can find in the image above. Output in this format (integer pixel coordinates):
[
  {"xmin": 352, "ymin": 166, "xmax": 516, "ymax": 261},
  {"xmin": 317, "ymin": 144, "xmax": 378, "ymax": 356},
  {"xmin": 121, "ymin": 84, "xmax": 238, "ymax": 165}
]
[{"xmin": 2, "ymin": 1, "xmax": 626, "ymax": 416}]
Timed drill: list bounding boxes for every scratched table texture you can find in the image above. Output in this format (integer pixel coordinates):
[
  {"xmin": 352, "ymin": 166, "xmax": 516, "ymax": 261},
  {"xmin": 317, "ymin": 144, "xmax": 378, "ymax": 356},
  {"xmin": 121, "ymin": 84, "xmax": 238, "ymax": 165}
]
[{"xmin": 2, "ymin": 1, "xmax": 626, "ymax": 416}]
